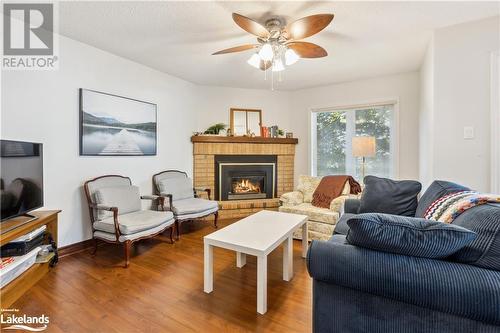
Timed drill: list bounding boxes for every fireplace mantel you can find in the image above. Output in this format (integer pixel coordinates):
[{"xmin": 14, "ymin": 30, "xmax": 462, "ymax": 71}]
[
  {"xmin": 191, "ymin": 135, "xmax": 298, "ymax": 144},
  {"xmin": 192, "ymin": 135, "xmax": 297, "ymax": 219}
]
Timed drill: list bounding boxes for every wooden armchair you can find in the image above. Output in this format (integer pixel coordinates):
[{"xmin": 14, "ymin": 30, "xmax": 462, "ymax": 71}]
[
  {"xmin": 84, "ymin": 175, "xmax": 175, "ymax": 267},
  {"xmin": 152, "ymin": 170, "xmax": 219, "ymax": 239}
]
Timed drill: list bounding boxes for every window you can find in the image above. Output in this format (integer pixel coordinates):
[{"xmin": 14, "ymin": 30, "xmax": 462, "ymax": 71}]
[{"xmin": 311, "ymin": 103, "xmax": 396, "ymax": 180}]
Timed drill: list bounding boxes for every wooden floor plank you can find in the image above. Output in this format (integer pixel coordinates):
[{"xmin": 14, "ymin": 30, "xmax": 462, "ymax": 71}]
[{"xmin": 6, "ymin": 219, "xmax": 312, "ymax": 332}]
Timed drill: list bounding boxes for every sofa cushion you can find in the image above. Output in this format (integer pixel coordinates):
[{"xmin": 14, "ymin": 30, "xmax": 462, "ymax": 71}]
[
  {"xmin": 415, "ymin": 180, "xmax": 471, "ymax": 218},
  {"xmin": 450, "ymin": 203, "xmax": 500, "ymax": 271},
  {"xmin": 346, "ymin": 213, "xmax": 476, "ymax": 258},
  {"xmin": 358, "ymin": 176, "xmax": 422, "ymax": 216},
  {"xmin": 158, "ymin": 177, "xmax": 194, "ymax": 201},
  {"xmin": 171, "ymin": 198, "xmax": 218, "ymax": 215},
  {"xmin": 95, "ymin": 185, "xmax": 141, "ymax": 220},
  {"xmin": 94, "ymin": 210, "xmax": 174, "ymax": 235},
  {"xmin": 279, "ymin": 203, "xmax": 339, "ymax": 225}
]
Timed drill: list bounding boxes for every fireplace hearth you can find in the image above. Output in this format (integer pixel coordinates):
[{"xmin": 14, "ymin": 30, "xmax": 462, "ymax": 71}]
[{"xmin": 215, "ymin": 155, "xmax": 277, "ymax": 201}]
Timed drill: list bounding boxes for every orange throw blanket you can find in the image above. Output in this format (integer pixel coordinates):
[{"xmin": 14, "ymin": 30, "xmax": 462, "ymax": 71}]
[{"xmin": 311, "ymin": 175, "xmax": 362, "ymax": 208}]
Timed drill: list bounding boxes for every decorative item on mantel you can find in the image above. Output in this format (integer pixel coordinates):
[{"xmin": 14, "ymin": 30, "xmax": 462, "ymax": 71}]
[
  {"xmin": 260, "ymin": 125, "xmax": 285, "ymax": 138},
  {"xmin": 203, "ymin": 123, "xmax": 227, "ymax": 136}
]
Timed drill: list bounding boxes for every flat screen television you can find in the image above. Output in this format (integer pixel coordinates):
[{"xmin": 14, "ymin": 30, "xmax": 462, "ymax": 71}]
[{"xmin": 0, "ymin": 140, "xmax": 43, "ymax": 221}]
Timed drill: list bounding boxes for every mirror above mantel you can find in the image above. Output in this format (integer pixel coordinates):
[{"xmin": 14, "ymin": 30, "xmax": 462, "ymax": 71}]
[{"xmin": 230, "ymin": 108, "xmax": 262, "ymax": 136}]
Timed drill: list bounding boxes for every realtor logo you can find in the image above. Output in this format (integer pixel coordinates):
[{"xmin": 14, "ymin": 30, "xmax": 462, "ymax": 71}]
[{"xmin": 2, "ymin": 2, "xmax": 58, "ymax": 70}]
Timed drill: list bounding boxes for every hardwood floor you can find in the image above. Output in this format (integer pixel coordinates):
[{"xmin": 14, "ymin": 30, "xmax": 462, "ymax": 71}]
[{"xmin": 10, "ymin": 219, "xmax": 313, "ymax": 332}]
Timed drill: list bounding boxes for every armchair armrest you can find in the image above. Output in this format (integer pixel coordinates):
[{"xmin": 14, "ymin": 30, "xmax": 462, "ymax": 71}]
[
  {"xmin": 279, "ymin": 191, "xmax": 304, "ymax": 206},
  {"xmin": 141, "ymin": 195, "xmax": 167, "ymax": 210},
  {"xmin": 89, "ymin": 203, "xmax": 117, "ymax": 212},
  {"xmin": 307, "ymin": 239, "xmax": 500, "ymax": 325},
  {"xmin": 194, "ymin": 187, "xmax": 211, "ymax": 200},
  {"xmin": 343, "ymin": 198, "xmax": 361, "ymax": 214},
  {"xmin": 329, "ymin": 195, "xmax": 355, "ymax": 213},
  {"xmin": 160, "ymin": 192, "xmax": 173, "ymax": 211},
  {"xmin": 89, "ymin": 203, "xmax": 120, "ymax": 240}
]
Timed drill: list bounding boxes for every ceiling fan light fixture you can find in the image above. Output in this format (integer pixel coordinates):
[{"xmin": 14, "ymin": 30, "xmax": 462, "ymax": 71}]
[
  {"xmin": 285, "ymin": 48, "xmax": 299, "ymax": 65},
  {"xmin": 247, "ymin": 53, "xmax": 261, "ymax": 69},
  {"xmin": 272, "ymin": 58, "xmax": 285, "ymax": 72},
  {"xmin": 259, "ymin": 43, "xmax": 274, "ymax": 61}
]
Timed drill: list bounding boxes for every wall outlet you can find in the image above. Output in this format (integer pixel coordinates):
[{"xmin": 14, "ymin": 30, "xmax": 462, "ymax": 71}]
[{"xmin": 463, "ymin": 126, "xmax": 474, "ymax": 139}]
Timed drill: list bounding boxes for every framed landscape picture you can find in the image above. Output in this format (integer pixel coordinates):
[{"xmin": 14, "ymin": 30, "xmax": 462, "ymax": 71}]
[{"xmin": 79, "ymin": 89, "xmax": 157, "ymax": 156}]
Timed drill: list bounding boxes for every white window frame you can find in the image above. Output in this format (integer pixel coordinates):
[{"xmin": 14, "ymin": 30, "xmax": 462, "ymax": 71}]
[{"xmin": 309, "ymin": 98, "xmax": 400, "ymax": 179}]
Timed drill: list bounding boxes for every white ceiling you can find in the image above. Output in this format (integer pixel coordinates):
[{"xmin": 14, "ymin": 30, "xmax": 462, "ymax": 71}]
[{"xmin": 59, "ymin": 1, "xmax": 499, "ymax": 90}]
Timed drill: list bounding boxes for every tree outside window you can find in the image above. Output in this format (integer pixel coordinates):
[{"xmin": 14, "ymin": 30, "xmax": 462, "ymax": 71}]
[{"xmin": 313, "ymin": 104, "xmax": 395, "ymax": 180}]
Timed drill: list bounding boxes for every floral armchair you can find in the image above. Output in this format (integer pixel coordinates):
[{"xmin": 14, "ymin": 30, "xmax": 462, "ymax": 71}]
[{"xmin": 279, "ymin": 175, "xmax": 359, "ymax": 241}]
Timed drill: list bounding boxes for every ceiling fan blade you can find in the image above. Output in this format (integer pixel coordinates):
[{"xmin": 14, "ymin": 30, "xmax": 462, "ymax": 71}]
[
  {"xmin": 212, "ymin": 44, "xmax": 258, "ymax": 55},
  {"xmin": 232, "ymin": 13, "xmax": 270, "ymax": 39},
  {"xmin": 286, "ymin": 14, "xmax": 334, "ymax": 40},
  {"xmin": 259, "ymin": 60, "xmax": 272, "ymax": 71},
  {"xmin": 287, "ymin": 42, "xmax": 328, "ymax": 58}
]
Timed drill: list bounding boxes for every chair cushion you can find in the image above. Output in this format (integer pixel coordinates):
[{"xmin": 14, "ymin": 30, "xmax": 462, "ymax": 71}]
[
  {"xmin": 94, "ymin": 210, "xmax": 174, "ymax": 235},
  {"xmin": 279, "ymin": 203, "xmax": 339, "ymax": 225},
  {"xmin": 158, "ymin": 177, "xmax": 194, "ymax": 201},
  {"xmin": 415, "ymin": 180, "xmax": 471, "ymax": 218},
  {"xmin": 450, "ymin": 203, "xmax": 500, "ymax": 271},
  {"xmin": 346, "ymin": 213, "xmax": 477, "ymax": 259},
  {"xmin": 171, "ymin": 198, "xmax": 218, "ymax": 216},
  {"xmin": 359, "ymin": 176, "xmax": 422, "ymax": 216},
  {"xmin": 95, "ymin": 185, "xmax": 141, "ymax": 220},
  {"xmin": 94, "ymin": 219, "xmax": 174, "ymax": 242}
]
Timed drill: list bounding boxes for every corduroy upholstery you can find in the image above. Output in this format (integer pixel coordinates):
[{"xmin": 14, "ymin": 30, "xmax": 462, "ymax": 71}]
[
  {"xmin": 345, "ymin": 213, "xmax": 477, "ymax": 258},
  {"xmin": 320, "ymin": 180, "xmax": 500, "ymax": 332},
  {"xmin": 451, "ymin": 203, "xmax": 500, "ymax": 271},
  {"xmin": 307, "ymin": 237, "xmax": 500, "ymax": 327},
  {"xmin": 313, "ymin": 281, "xmax": 500, "ymax": 333}
]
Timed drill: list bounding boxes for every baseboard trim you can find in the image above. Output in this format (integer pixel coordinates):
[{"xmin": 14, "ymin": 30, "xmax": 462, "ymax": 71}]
[{"xmin": 58, "ymin": 239, "xmax": 95, "ymax": 258}]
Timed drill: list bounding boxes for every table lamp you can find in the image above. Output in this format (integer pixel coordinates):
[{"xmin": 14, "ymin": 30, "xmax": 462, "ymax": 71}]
[{"xmin": 352, "ymin": 136, "xmax": 376, "ymax": 182}]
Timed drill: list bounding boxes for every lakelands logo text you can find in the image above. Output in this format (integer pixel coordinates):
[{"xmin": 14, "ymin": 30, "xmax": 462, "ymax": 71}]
[
  {"xmin": 2, "ymin": 2, "xmax": 58, "ymax": 70},
  {"xmin": 1, "ymin": 310, "xmax": 49, "ymax": 332}
]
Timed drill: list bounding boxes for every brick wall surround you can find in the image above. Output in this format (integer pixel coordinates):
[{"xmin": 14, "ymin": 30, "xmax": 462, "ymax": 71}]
[{"xmin": 191, "ymin": 136, "xmax": 297, "ymax": 219}]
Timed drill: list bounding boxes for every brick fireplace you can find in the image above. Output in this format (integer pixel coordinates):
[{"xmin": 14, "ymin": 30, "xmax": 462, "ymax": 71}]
[{"xmin": 191, "ymin": 136, "xmax": 297, "ymax": 219}]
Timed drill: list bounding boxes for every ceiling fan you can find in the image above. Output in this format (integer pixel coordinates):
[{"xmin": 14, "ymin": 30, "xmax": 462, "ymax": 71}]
[{"xmin": 213, "ymin": 13, "xmax": 334, "ymax": 72}]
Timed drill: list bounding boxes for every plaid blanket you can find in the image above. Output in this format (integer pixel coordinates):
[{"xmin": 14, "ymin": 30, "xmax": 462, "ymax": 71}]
[{"xmin": 424, "ymin": 190, "xmax": 500, "ymax": 223}]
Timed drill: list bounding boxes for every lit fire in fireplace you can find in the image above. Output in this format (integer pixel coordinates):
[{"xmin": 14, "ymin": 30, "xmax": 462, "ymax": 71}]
[{"xmin": 233, "ymin": 179, "xmax": 261, "ymax": 194}]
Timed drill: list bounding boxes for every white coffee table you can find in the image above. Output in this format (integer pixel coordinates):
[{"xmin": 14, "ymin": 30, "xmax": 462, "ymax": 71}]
[{"xmin": 203, "ymin": 210, "xmax": 308, "ymax": 314}]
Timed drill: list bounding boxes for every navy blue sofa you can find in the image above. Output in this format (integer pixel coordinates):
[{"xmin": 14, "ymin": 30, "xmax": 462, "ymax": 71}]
[{"xmin": 307, "ymin": 180, "xmax": 500, "ymax": 333}]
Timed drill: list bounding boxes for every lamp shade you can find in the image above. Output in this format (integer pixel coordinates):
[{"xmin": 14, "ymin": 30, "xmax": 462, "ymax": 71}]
[{"xmin": 352, "ymin": 136, "xmax": 376, "ymax": 157}]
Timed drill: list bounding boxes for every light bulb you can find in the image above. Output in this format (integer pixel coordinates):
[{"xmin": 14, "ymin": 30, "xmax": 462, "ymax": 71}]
[
  {"xmin": 247, "ymin": 53, "xmax": 261, "ymax": 69},
  {"xmin": 285, "ymin": 48, "xmax": 299, "ymax": 65},
  {"xmin": 259, "ymin": 44, "xmax": 273, "ymax": 61},
  {"xmin": 272, "ymin": 58, "xmax": 285, "ymax": 72}
]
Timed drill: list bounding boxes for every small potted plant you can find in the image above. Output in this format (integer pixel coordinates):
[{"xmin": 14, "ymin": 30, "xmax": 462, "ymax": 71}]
[{"xmin": 204, "ymin": 123, "xmax": 227, "ymax": 136}]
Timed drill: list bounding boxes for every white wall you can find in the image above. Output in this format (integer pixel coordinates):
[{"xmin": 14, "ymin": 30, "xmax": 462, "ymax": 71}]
[
  {"xmin": 290, "ymin": 72, "xmax": 421, "ymax": 183},
  {"xmin": 1, "ymin": 35, "xmax": 198, "ymax": 247},
  {"xmin": 419, "ymin": 37, "xmax": 435, "ymax": 189},
  {"xmin": 420, "ymin": 16, "xmax": 500, "ymax": 192},
  {"xmin": 194, "ymin": 85, "xmax": 292, "ymax": 134}
]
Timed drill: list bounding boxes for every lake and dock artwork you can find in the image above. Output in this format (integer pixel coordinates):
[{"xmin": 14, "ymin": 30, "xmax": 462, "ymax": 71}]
[{"xmin": 80, "ymin": 89, "xmax": 157, "ymax": 156}]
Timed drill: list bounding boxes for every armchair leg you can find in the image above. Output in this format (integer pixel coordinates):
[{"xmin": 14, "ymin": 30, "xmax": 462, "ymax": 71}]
[
  {"xmin": 169, "ymin": 226, "xmax": 174, "ymax": 244},
  {"xmin": 123, "ymin": 240, "xmax": 132, "ymax": 268},
  {"xmin": 91, "ymin": 238, "xmax": 98, "ymax": 255},
  {"xmin": 214, "ymin": 211, "xmax": 218, "ymax": 229},
  {"xmin": 175, "ymin": 220, "xmax": 180, "ymax": 240}
]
